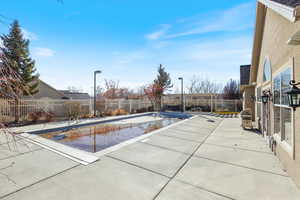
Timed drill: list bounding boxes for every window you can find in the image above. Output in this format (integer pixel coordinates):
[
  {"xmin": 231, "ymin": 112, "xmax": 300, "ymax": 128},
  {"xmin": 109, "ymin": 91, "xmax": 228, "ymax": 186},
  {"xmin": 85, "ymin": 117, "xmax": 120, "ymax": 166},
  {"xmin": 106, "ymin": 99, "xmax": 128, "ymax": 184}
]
[
  {"xmin": 273, "ymin": 68, "xmax": 292, "ymax": 145},
  {"xmin": 273, "ymin": 76, "xmax": 280, "ymax": 104},
  {"xmin": 281, "ymin": 68, "xmax": 291, "ymax": 106},
  {"xmin": 263, "ymin": 58, "xmax": 271, "ymax": 82}
]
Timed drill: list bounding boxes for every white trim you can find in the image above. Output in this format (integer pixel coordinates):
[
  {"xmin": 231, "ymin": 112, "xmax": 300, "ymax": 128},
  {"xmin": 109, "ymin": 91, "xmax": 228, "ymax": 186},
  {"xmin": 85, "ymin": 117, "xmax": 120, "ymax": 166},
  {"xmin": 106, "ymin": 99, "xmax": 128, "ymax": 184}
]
[
  {"xmin": 19, "ymin": 133, "xmax": 99, "ymax": 165},
  {"xmin": 258, "ymin": 0, "xmax": 296, "ymax": 22},
  {"xmin": 272, "ymin": 59, "xmax": 294, "ymax": 159}
]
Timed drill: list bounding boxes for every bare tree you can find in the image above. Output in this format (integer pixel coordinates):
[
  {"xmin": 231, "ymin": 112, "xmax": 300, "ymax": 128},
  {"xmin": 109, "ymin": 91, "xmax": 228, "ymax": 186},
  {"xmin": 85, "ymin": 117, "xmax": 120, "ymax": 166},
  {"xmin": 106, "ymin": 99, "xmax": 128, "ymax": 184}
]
[
  {"xmin": 186, "ymin": 76, "xmax": 222, "ymax": 94},
  {"xmin": 223, "ymin": 79, "xmax": 241, "ymax": 99}
]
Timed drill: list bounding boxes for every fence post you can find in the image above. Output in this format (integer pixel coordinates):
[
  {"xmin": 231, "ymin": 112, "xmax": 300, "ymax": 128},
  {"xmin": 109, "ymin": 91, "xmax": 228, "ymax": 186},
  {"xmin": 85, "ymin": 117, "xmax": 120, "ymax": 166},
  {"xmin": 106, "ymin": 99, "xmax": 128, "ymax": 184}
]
[
  {"xmin": 129, "ymin": 100, "xmax": 132, "ymax": 113},
  {"xmin": 210, "ymin": 95, "xmax": 213, "ymax": 112},
  {"xmin": 235, "ymin": 99, "xmax": 237, "ymax": 112}
]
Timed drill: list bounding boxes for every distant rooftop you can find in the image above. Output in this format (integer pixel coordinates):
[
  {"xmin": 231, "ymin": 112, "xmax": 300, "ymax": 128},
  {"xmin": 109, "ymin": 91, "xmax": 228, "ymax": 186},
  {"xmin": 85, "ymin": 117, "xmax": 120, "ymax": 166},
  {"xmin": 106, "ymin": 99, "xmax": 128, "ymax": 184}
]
[
  {"xmin": 271, "ymin": 0, "xmax": 300, "ymax": 8},
  {"xmin": 59, "ymin": 90, "xmax": 90, "ymax": 100}
]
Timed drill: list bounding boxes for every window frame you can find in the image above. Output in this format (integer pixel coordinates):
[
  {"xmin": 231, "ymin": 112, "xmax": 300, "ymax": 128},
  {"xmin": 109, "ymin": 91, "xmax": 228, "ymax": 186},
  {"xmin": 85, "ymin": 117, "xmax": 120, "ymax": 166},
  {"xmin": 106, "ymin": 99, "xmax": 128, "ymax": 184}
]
[{"xmin": 272, "ymin": 64, "xmax": 294, "ymax": 158}]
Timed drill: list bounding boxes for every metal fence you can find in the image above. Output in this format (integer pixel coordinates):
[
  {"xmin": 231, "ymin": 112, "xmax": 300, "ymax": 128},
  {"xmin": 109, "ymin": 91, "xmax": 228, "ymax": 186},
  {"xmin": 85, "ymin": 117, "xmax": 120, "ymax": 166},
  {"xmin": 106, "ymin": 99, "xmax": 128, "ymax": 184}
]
[
  {"xmin": 0, "ymin": 97, "xmax": 242, "ymax": 123},
  {"xmin": 0, "ymin": 98, "xmax": 92, "ymax": 123},
  {"xmin": 162, "ymin": 97, "xmax": 242, "ymax": 112}
]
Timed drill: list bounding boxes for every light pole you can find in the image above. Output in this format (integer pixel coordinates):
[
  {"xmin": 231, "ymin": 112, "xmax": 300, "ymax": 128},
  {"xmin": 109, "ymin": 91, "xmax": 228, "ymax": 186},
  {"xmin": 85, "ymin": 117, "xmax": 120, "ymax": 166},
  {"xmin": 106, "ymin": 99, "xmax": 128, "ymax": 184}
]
[
  {"xmin": 94, "ymin": 70, "xmax": 102, "ymax": 117},
  {"xmin": 178, "ymin": 77, "xmax": 184, "ymax": 112}
]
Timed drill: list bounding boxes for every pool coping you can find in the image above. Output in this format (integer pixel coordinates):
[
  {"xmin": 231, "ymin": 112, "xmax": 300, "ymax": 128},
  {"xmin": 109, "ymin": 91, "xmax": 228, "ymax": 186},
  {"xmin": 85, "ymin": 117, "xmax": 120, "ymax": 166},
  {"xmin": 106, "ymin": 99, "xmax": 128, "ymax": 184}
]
[{"xmin": 17, "ymin": 114, "xmax": 196, "ymax": 165}]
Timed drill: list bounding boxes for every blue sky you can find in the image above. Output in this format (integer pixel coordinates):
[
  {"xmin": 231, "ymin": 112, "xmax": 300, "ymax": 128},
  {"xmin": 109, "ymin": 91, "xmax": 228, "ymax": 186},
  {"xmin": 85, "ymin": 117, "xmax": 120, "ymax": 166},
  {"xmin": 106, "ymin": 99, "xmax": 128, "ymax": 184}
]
[{"xmin": 0, "ymin": 0, "xmax": 256, "ymax": 93}]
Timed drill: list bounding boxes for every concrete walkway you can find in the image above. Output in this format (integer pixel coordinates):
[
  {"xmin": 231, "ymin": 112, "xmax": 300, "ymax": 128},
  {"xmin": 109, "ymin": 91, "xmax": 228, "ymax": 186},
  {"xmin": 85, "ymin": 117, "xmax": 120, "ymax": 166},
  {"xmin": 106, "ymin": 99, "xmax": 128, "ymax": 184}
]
[{"xmin": 1, "ymin": 115, "xmax": 300, "ymax": 200}]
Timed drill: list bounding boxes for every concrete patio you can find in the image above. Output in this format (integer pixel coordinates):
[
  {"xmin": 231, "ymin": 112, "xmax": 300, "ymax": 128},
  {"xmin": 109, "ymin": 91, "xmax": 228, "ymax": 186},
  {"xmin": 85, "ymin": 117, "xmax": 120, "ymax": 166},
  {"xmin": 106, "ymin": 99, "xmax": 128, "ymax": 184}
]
[{"xmin": 1, "ymin": 115, "xmax": 300, "ymax": 200}]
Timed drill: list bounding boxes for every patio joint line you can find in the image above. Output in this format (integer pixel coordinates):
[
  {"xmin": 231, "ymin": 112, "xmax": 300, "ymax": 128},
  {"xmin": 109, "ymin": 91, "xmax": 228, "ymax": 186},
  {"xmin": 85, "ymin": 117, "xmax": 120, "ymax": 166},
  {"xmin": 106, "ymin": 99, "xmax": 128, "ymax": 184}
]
[
  {"xmin": 176, "ymin": 179, "xmax": 236, "ymax": 200},
  {"xmin": 0, "ymin": 164, "xmax": 81, "ymax": 199},
  {"xmin": 194, "ymin": 155, "xmax": 288, "ymax": 177},
  {"xmin": 137, "ymin": 141, "xmax": 192, "ymax": 156},
  {"xmin": 205, "ymin": 142, "xmax": 273, "ymax": 155},
  {"xmin": 105, "ymin": 155, "xmax": 171, "ymax": 178},
  {"xmin": 152, "ymin": 119, "xmax": 224, "ymax": 200}
]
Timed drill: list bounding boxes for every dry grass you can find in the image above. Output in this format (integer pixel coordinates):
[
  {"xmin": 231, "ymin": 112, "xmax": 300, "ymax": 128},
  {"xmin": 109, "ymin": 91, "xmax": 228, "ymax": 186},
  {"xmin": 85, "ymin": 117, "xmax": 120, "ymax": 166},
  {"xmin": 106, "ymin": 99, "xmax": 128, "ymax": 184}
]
[{"xmin": 105, "ymin": 109, "xmax": 129, "ymax": 116}]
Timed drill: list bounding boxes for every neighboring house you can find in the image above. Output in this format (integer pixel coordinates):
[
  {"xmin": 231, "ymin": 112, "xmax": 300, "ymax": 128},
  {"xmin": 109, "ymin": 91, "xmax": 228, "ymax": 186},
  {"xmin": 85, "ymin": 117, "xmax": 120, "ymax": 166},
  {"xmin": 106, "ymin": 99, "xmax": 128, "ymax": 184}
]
[
  {"xmin": 59, "ymin": 90, "xmax": 90, "ymax": 100},
  {"xmin": 244, "ymin": 0, "xmax": 300, "ymax": 188},
  {"xmin": 24, "ymin": 80, "xmax": 66, "ymax": 99}
]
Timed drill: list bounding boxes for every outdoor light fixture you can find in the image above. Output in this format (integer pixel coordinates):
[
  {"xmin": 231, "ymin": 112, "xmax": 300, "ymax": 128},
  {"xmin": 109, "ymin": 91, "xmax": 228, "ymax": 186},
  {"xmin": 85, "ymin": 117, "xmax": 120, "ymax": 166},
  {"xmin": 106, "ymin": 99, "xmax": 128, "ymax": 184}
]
[
  {"xmin": 261, "ymin": 91, "xmax": 269, "ymax": 104},
  {"xmin": 286, "ymin": 80, "xmax": 300, "ymax": 111}
]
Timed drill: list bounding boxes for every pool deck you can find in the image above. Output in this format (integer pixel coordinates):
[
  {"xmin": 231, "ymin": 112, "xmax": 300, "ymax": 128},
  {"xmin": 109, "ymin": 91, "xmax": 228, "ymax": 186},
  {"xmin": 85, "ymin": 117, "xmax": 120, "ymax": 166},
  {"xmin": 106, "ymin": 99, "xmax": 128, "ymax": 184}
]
[{"xmin": 1, "ymin": 115, "xmax": 300, "ymax": 199}]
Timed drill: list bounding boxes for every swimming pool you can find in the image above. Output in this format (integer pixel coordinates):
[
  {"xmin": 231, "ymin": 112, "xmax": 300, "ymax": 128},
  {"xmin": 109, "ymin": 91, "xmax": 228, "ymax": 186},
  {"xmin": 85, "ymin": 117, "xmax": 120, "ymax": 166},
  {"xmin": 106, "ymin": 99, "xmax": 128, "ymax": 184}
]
[{"xmin": 37, "ymin": 115, "xmax": 181, "ymax": 153}]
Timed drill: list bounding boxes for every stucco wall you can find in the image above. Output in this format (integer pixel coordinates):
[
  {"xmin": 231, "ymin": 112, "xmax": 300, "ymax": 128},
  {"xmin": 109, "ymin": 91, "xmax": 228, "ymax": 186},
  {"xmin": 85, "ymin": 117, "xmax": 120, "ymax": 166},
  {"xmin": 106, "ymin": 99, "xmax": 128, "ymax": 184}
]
[{"xmin": 255, "ymin": 7, "xmax": 300, "ymax": 188}]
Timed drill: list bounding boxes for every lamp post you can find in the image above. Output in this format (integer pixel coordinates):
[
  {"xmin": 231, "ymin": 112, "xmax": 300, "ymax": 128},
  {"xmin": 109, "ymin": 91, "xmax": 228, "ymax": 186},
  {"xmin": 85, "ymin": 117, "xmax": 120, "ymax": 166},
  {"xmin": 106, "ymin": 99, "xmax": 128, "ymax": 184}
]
[
  {"xmin": 286, "ymin": 80, "xmax": 300, "ymax": 111},
  {"xmin": 94, "ymin": 70, "xmax": 102, "ymax": 117},
  {"xmin": 178, "ymin": 77, "xmax": 184, "ymax": 112}
]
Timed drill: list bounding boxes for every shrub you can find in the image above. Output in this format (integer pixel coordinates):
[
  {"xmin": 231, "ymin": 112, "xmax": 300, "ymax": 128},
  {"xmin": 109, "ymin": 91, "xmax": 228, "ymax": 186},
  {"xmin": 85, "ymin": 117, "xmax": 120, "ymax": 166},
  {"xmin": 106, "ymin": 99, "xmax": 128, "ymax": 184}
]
[
  {"xmin": 45, "ymin": 112, "xmax": 55, "ymax": 122},
  {"xmin": 27, "ymin": 111, "xmax": 43, "ymax": 123},
  {"xmin": 27, "ymin": 111, "xmax": 55, "ymax": 123},
  {"xmin": 111, "ymin": 109, "xmax": 128, "ymax": 116},
  {"xmin": 65, "ymin": 102, "xmax": 81, "ymax": 120}
]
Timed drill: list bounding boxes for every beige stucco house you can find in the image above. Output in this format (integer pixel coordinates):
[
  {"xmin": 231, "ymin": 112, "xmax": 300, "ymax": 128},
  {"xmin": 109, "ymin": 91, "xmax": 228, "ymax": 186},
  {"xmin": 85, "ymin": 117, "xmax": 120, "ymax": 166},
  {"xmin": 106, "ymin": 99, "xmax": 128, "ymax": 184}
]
[{"xmin": 242, "ymin": 0, "xmax": 300, "ymax": 188}]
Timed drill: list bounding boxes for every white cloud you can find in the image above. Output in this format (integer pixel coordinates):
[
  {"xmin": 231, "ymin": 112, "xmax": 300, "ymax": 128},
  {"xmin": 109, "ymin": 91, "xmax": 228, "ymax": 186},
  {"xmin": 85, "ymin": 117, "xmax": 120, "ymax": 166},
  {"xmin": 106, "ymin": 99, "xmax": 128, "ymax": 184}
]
[
  {"xmin": 21, "ymin": 29, "xmax": 39, "ymax": 40},
  {"xmin": 145, "ymin": 24, "xmax": 171, "ymax": 40},
  {"xmin": 146, "ymin": 2, "xmax": 255, "ymax": 40},
  {"xmin": 34, "ymin": 47, "xmax": 55, "ymax": 57}
]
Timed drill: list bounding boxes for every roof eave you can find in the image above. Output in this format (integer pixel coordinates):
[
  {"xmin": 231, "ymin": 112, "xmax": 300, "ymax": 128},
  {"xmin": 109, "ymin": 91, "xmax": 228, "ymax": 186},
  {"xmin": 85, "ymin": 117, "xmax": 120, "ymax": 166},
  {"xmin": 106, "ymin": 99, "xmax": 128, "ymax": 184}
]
[
  {"xmin": 250, "ymin": 2, "xmax": 267, "ymax": 84},
  {"xmin": 258, "ymin": 0, "xmax": 298, "ymax": 22}
]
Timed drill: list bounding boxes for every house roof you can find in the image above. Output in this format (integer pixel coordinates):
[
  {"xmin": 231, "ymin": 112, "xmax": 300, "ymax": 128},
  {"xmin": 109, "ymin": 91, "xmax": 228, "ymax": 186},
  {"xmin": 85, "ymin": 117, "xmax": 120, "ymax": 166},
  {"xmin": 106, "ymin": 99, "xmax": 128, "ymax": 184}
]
[
  {"xmin": 59, "ymin": 90, "xmax": 90, "ymax": 100},
  {"xmin": 271, "ymin": 0, "xmax": 300, "ymax": 8},
  {"xmin": 249, "ymin": 0, "xmax": 300, "ymax": 84}
]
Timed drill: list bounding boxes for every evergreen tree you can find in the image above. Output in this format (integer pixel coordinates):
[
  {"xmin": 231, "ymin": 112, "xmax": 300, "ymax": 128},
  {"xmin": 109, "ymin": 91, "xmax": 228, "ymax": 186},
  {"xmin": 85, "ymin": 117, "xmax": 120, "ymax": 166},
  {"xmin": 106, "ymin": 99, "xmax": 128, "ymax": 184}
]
[
  {"xmin": 153, "ymin": 64, "xmax": 172, "ymax": 110},
  {"xmin": 154, "ymin": 64, "xmax": 172, "ymax": 93},
  {"xmin": 0, "ymin": 20, "xmax": 39, "ymax": 96}
]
